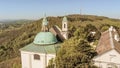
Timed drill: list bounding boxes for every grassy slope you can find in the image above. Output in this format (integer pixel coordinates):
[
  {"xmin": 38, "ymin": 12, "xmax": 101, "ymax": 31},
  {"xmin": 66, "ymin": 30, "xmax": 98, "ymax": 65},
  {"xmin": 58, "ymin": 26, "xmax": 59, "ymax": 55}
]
[{"xmin": 0, "ymin": 57, "xmax": 21, "ymax": 68}]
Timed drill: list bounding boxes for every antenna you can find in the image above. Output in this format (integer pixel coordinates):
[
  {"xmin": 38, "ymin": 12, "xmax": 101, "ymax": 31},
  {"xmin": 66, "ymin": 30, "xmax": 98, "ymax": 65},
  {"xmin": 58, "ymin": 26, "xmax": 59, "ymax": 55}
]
[
  {"xmin": 44, "ymin": 13, "xmax": 46, "ymax": 18},
  {"xmin": 80, "ymin": 9, "xmax": 82, "ymax": 15}
]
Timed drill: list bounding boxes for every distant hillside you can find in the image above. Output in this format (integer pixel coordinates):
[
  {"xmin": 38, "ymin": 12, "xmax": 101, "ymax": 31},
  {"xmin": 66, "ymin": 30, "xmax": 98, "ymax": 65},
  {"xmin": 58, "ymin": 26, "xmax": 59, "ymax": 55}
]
[
  {"xmin": 0, "ymin": 14, "xmax": 120, "ymax": 68},
  {"xmin": 0, "ymin": 19, "xmax": 33, "ymax": 24},
  {"xmin": 0, "ymin": 19, "xmax": 33, "ymax": 30}
]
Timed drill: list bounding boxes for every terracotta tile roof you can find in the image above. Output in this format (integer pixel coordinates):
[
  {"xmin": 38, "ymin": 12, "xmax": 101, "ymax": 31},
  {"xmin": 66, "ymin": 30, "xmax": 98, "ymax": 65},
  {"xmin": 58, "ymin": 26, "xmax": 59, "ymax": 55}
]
[
  {"xmin": 49, "ymin": 25, "xmax": 65, "ymax": 41},
  {"xmin": 96, "ymin": 27, "xmax": 120, "ymax": 55}
]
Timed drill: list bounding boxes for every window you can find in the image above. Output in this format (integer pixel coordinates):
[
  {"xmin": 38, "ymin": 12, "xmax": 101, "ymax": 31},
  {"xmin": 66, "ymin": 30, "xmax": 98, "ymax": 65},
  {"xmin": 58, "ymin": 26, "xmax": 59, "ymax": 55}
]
[
  {"xmin": 64, "ymin": 24, "xmax": 66, "ymax": 28},
  {"xmin": 107, "ymin": 63, "xmax": 118, "ymax": 68},
  {"xmin": 34, "ymin": 54, "xmax": 40, "ymax": 60},
  {"xmin": 107, "ymin": 63, "xmax": 112, "ymax": 68},
  {"xmin": 99, "ymin": 64, "xmax": 102, "ymax": 68}
]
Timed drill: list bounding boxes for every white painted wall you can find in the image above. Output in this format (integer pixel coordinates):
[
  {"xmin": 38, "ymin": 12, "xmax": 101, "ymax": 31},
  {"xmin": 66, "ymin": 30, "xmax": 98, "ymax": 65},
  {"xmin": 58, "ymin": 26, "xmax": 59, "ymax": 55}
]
[
  {"xmin": 93, "ymin": 49, "xmax": 120, "ymax": 68},
  {"xmin": 21, "ymin": 52, "xmax": 31, "ymax": 68},
  {"xmin": 62, "ymin": 21, "xmax": 68, "ymax": 32},
  {"xmin": 31, "ymin": 54, "xmax": 45, "ymax": 68},
  {"xmin": 21, "ymin": 51, "xmax": 56, "ymax": 68},
  {"xmin": 62, "ymin": 32, "xmax": 68, "ymax": 39}
]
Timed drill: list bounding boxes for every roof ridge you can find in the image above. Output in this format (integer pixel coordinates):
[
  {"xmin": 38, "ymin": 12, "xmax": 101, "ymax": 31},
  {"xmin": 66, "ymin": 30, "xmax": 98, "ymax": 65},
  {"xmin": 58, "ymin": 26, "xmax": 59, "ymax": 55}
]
[
  {"xmin": 109, "ymin": 30, "xmax": 114, "ymax": 49},
  {"xmin": 54, "ymin": 25, "xmax": 62, "ymax": 32},
  {"xmin": 102, "ymin": 30, "xmax": 109, "ymax": 34}
]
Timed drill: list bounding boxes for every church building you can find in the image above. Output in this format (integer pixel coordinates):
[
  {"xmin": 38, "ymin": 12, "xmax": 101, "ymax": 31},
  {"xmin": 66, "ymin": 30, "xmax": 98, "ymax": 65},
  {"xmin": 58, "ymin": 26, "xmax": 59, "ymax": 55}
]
[{"xmin": 20, "ymin": 16, "xmax": 68, "ymax": 68}]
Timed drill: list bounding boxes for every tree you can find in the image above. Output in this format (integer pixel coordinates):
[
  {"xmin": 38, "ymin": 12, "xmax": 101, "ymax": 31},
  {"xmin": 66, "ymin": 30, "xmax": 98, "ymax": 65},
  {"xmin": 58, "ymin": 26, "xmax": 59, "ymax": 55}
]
[
  {"xmin": 100, "ymin": 24, "xmax": 110, "ymax": 32},
  {"xmin": 69, "ymin": 26, "xmax": 76, "ymax": 37},
  {"xmin": 73, "ymin": 26, "xmax": 85, "ymax": 39},
  {"xmin": 84, "ymin": 24, "xmax": 97, "ymax": 33},
  {"xmin": 84, "ymin": 24, "xmax": 100, "ymax": 42},
  {"xmin": 55, "ymin": 37, "xmax": 97, "ymax": 68},
  {"xmin": 47, "ymin": 58, "xmax": 55, "ymax": 68}
]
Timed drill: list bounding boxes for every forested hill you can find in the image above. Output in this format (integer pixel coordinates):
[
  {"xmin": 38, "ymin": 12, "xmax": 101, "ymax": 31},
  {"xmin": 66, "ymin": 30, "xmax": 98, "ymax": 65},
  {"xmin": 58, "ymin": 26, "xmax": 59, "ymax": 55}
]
[
  {"xmin": 0, "ymin": 19, "xmax": 33, "ymax": 24},
  {"xmin": 0, "ymin": 19, "xmax": 33, "ymax": 30},
  {"xmin": 0, "ymin": 14, "xmax": 120, "ymax": 68}
]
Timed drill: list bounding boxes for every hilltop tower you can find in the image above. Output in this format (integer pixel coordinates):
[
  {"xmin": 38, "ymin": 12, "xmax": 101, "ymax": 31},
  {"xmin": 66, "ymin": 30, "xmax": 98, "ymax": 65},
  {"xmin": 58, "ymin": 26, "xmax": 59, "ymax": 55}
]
[{"xmin": 61, "ymin": 16, "xmax": 68, "ymax": 39}]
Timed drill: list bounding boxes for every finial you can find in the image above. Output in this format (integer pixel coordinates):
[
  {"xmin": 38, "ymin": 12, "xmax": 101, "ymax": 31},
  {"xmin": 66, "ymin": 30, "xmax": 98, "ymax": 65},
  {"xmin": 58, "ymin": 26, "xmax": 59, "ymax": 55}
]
[
  {"xmin": 41, "ymin": 14, "xmax": 49, "ymax": 32},
  {"xmin": 109, "ymin": 26, "xmax": 114, "ymax": 32},
  {"xmin": 63, "ymin": 16, "xmax": 67, "ymax": 22},
  {"xmin": 44, "ymin": 13, "xmax": 46, "ymax": 18}
]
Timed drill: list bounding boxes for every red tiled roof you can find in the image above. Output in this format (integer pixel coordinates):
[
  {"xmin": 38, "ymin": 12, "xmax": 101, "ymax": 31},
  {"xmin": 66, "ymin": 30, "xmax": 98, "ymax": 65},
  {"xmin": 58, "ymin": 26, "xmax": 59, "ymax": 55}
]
[
  {"xmin": 49, "ymin": 25, "xmax": 65, "ymax": 41},
  {"xmin": 96, "ymin": 28, "xmax": 120, "ymax": 55}
]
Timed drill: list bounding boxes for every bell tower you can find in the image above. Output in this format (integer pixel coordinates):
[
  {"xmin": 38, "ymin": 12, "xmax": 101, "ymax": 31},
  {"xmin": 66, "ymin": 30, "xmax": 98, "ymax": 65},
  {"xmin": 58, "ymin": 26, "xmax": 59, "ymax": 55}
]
[
  {"xmin": 62, "ymin": 16, "xmax": 68, "ymax": 39},
  {"xmin": 62, "ymin": 16, "xmax": 68, "ymax": 31}
]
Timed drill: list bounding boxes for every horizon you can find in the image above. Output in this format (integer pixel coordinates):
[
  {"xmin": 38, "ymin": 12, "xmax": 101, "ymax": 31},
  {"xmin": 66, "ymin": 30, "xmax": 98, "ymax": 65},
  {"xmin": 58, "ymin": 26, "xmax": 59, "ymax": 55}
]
[
  {"xmin": 0, "ymin": 0, "xmax": 120, "ymax": 20},
  {"xmin": 0, "ymin": 14, "xmax": 119, "ymax": 21}
]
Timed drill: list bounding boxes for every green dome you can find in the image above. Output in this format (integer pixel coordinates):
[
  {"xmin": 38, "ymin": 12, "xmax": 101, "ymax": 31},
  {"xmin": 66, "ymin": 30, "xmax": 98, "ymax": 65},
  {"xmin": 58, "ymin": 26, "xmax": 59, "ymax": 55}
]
[{"xmin": 33, "ymin": 32, "xmax": 57, "ymax": 45}]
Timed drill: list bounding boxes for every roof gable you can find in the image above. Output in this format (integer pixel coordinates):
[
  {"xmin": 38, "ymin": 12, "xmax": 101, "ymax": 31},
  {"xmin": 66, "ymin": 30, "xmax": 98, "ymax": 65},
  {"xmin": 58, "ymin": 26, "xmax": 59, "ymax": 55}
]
[{"xmin": 96, "ymin": 27, "xmax": 120, "ymax": 55}]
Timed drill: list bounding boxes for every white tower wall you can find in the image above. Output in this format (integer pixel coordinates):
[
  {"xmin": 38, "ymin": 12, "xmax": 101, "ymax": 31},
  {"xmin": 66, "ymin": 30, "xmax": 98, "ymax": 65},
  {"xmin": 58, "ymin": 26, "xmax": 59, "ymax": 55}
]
[
  {"xmin": 62, "ymin": 16, "xmax": 68, "ymax": 39},
  {"xmin": 62, "ymin": 21, "xmax": 68, "ymax": 31}
]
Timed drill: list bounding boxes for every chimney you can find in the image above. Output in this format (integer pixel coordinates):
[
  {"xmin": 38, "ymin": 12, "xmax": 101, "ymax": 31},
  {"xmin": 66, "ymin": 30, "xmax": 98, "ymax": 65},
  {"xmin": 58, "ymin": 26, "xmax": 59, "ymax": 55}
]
[
  {"xmin": 114, "ymin": 34, "xmax": 120, "ymax": 42},
  {"xmin": 109, "ymin": 26, "xmax": 113, "ymax": 31}
]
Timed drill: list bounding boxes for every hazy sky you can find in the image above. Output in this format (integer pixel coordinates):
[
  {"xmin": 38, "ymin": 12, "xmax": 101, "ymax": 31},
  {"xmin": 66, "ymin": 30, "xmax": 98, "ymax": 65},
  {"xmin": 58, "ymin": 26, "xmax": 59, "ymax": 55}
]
[{"xmin": 0, "ymin": 0, "xmax": 120, "ymax": 20}]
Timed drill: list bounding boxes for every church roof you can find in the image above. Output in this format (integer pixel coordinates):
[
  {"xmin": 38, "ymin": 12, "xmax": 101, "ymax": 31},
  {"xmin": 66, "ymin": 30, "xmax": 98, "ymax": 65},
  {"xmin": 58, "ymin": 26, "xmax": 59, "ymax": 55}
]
[
  {"xmin": 20, "ymin": 16, "xmax": 66, "ymax": 54},
  {"xmin": 95, "ymin": 27, "xmax": 120, "ymax": 55},
  {"xmin": 50, "ymin": 25, "xmax": 65, "ymax": 41},
  {"xmin": 20, "ymin": 43, "xmax": 61, "ymax": 54},
  {"xmin": 62, "ymin": 16, "xmax": 68, "ymax": 22},
  {"xmin": 33, "ymin": 32, "xmax": 58, "ymax": 45}
]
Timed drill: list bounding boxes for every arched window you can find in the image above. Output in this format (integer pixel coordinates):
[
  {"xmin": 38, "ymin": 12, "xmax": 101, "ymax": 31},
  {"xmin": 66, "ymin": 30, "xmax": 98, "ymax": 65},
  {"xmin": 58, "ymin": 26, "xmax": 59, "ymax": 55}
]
[
  {"xmin": 107, "ymin": 64, "xmax": 112, "ymax": 68},
  {"xmin": 34, "ymin": 54, "xmax": 40, "ymax": 60},
  {"xmin": 64, "ymin": 24, "xmax": 66, "ymax": 28}
]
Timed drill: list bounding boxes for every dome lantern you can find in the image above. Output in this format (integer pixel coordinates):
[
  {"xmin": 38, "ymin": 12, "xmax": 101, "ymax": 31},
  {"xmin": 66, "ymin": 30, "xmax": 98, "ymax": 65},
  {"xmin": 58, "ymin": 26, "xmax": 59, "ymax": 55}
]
[{"xmin": 41, "ymin": 15, "xmax": 49, "ymax": 32}]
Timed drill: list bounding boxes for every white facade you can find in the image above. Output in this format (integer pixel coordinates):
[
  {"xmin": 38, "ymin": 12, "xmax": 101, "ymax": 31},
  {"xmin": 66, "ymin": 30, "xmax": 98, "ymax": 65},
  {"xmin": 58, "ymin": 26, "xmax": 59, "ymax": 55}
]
[
  {"xmin": 61, "ymin": 32, "xmax": 68, "ymax": 39},
  {"xmin": 61, "ymin": 17, "xmax": 68, "ymax": 39},
  {"xmin": 21, "ymin": 51, "xmax": 55, "ymax": 68},
  {"xmin": 62, "ymin": 21, "xmax": 68, "ymax": 32},
  {"xmin": 93, "ymin": 49, "xmax": 120, "ymax": 68}
]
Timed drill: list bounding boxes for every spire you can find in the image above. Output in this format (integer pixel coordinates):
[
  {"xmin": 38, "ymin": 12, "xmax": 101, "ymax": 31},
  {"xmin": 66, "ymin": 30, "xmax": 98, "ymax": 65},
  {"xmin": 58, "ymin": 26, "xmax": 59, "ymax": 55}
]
[
  {"xmin": 62, "ymin": 16, "xmax": 68, "ymax": 22},
  {"xmin": 41, "ymin": 15, "xmax": 49, "ymax": 32},
  {"xmin": 42, "ymin": 14, "xmax": 48, "ymax": 26}
]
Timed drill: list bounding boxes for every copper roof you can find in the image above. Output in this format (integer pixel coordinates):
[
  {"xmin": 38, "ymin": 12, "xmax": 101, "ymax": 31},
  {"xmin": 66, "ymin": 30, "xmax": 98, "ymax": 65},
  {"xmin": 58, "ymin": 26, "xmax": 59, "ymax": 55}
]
[{"xmin": 96, "ymin": 27, "xmax": 120, "ymax": 55}]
